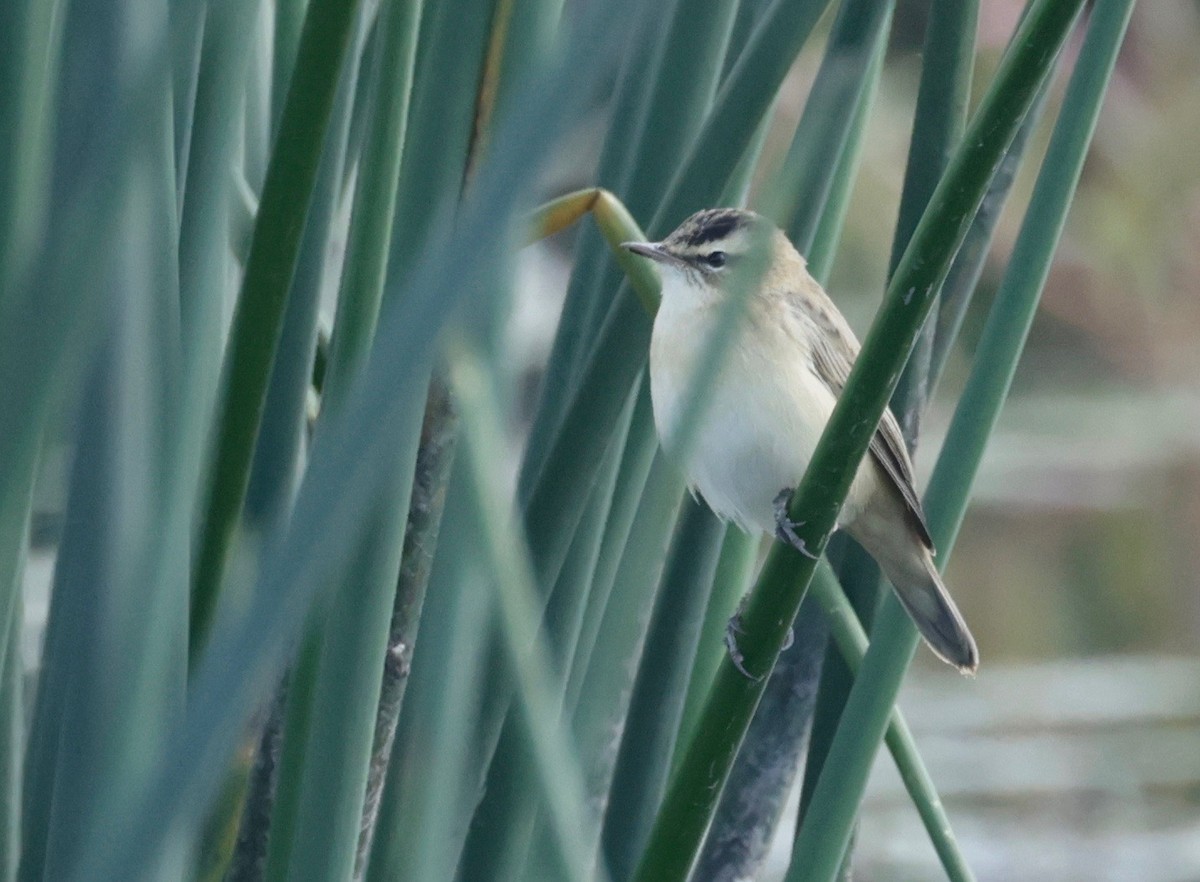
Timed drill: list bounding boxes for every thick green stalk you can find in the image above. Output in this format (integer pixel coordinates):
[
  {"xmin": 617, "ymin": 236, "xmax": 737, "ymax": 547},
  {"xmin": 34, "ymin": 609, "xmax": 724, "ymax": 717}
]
[
  {"xmin": 356, "ymin": 377, "xmax": 456, "ymax": 877},
  {"xmin": 361, "ymin": 475, "xmax": 494, "ymax": 882},
  {"xmin": 697, "ymin": 13, "xmax": 894, "ymax": 876},
  {"xmin": 562, "ymin": 380, "xmax": 661, "ymax": 716},
  {"xmin": 601, "ymin": 497, "xmax": 726, "ymax": 880},
  {"xmin": 189, "ymin": 0, "xmax": 364, "ymax": 655},
  {"xmin": 272, "ymin": 0, "xmax": 309, "ymax": 134},
  {"xmin": 0, "ymin": 0, "xmax": 58, "ymax": 695},
  {"xmin": 0, "ymin": 555, "xmax": 23, "ymax": 879},
  {"xmin": 803, "ymin": 49, "xmax": 1051, "ymax": 831},
  {"xmin": 887, "ymin": 0, "xmax": 979, "ymax": 439},
  {"xmin": 34, "ymin": 8, "xmax": 188, "ymax": 880},
  {"xmin": 229, "ymin": 18, "xmax": 375, "ymax": 870},
  {"xmin": 788, "ymin": 2, "xmax": 1132, "ymax": 878},
  {"xmin": 769, "ymin": 0, "xmax": 895, "ymax": 248},
  {"xmin": 632, "ymin": 3, "xmax": 1086, "ymax": 879},
  {"xmin": 176, "ymin": 0, "xmax": 263, "ymax": 490},
  {"xmin": 804, "ymin": 564, "xmax": 972, "ymax": 881},
  {"xmin": 324, "ymin": 0, "xmax": 426, "ymax": 390},
  {"xmin": 0, "ymin": 0, "xmax": 60, "ymax": 297},
  {"xmin": 799, "ymin": 0, "xmax": 977, "ymax": 864},
  {"xmin": 674, "ymin": 527, "xmax": 757, "ymax": 757}
]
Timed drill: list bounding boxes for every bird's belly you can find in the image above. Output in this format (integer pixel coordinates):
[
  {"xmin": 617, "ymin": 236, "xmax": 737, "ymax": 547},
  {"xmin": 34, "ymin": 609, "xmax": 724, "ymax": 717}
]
[{"xmin": 651, "ymin": 328, "xmax": 875, "ymax": 535}]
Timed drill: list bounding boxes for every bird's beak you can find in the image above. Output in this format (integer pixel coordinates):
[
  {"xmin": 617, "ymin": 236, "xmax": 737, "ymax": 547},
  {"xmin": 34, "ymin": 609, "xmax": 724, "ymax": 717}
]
[{"xmin": 622, "ymin": 241, "xmax": 678, "ymax": 265}]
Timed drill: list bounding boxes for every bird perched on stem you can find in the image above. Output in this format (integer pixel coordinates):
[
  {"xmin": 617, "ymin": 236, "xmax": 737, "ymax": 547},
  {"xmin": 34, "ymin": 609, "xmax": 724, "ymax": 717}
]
[{"xmin": 623, "ymin": 208, "xmax": 978, "ymax": 673}]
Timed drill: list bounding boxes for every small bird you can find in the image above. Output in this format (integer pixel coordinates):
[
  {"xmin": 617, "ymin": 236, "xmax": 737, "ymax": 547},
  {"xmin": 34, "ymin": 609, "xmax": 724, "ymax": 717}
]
[{"xmin": 623, "ymin": 208, "xmax": 978, "ymax": 673}]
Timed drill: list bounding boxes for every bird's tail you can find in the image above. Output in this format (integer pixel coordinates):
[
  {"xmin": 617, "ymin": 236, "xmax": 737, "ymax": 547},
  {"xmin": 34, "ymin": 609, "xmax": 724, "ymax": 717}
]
[{"xmin": 887, "ymin": 548, "xmax": 979, "ymax": 674}]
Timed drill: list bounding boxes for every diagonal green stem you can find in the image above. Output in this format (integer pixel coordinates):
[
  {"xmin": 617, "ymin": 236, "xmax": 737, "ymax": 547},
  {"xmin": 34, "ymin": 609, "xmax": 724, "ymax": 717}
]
[
  {"xmin": 799, "ymin": 3, "xmax": 977, "ymax": 876},
  {"xmin": 631, "ymin": 2, "xmax": 1087, "ymax": 879},
  {"xmin": 693, "ymin": 5, "xmax": 896, "ymax": 877},
  {"xmin": 788, "ymin": 1, "xmax": 1134, "ymax": 878}
]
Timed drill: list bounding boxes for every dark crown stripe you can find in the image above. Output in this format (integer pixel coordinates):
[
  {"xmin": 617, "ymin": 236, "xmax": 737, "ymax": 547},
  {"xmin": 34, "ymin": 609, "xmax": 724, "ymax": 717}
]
[{"xmin": 679, "ymin": 209, "xmax": 745, "ymax": 247}]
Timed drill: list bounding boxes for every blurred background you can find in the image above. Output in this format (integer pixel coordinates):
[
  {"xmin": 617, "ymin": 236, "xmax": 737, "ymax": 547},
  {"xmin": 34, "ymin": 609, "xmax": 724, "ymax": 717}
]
[
  {"xmin": 509, "ymin": 1, "xmax": 1200, "ymax": 878},
  {"xmin": 20, "ymin": 1, "xmax": 1198, "ymax": 879}
]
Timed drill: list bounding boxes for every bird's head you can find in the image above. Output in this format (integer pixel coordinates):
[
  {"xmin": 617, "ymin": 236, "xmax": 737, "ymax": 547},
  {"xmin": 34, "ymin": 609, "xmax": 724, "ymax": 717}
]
[{"xmin": 622, "ymin": 208, "xmax": 785, "ymax": 307}]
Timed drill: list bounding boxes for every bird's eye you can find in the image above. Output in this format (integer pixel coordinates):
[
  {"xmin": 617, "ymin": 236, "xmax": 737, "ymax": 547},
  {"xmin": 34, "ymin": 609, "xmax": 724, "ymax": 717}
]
[{"xmin": 704, "ymin": 251, "xmax": 727, "ymax": 269}]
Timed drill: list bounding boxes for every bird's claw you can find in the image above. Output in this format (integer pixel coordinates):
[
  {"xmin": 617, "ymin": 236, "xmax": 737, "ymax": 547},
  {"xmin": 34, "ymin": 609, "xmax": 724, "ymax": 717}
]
[
  {"xmin": 773, "ymin": 488, "xmax": 818, "ymax": 559},
  {"xmin": 724, "ymin": 612, "xmax": 762, "ymax": 681}
]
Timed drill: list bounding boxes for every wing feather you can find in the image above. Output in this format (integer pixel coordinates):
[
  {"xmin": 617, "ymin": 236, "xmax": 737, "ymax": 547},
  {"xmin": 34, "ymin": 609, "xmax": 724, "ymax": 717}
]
[{"xmin": 798, "ymin": 298, "xmax": 935, "ymax": 550}]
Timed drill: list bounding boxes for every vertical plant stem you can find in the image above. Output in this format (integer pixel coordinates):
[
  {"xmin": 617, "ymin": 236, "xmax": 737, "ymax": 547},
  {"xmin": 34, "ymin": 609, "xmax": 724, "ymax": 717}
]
[
  {"xmin": 355, "ymin": 376, "xmax": 456, "ymax": 876},
  {"xmin": 768, "ymin": 0, "xmax": 895, "ymax": 248},
  {"xmin": 219, "ymin": 11, "xmax": 379, "ymax": 875},
  {"xmin": 176, "ymin": 0, "xmax": 263, "ymax": 482},
  {"xmin": 690, "ymin": 7, "xmax": 894, "ymax": 877},
  {"xmin": 0, "ymin": 557, "xmax": 23, "ymax": 880},
  {"xmin": 888, "ymin": 0, "xmax": 979, "ymax": 441},
  {"xmin": 632, "ymin": 3, "xmax": 1086, "ymax": 879},
  {"xmin": 799, "ymin": 0, "xmax": 977, "ymax": 859},
  {"xmin": 601, "ymin": 497, "xmax": 726, "ymax": 880},
  {"xmin": 674, "ymin": 527, "xmax": 757, "ymax": 757},
  {"xmin": 190, "ymin": 0, "xmax": 365, "ymax": 656},
  {"xmin": 787, "ymin": 2, "xmax": 1130, "ymax": 878}
]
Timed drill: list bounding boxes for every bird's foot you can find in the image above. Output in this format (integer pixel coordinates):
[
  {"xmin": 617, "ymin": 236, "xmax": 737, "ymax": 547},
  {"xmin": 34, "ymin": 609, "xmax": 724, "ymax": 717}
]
[
  {"xmin": 773, "ymin": 488, "xmax": 818, "ymax": 559},
  {"xmin": 724, "ymin": 610, "xmax": 762, "ymax": 681},
  {"xmin": 724, "ymin": 610, "xmax": 793, "ymax": 679}
]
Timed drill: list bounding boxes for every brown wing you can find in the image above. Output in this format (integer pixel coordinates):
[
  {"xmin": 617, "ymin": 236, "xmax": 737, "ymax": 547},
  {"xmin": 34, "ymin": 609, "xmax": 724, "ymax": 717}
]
[{"xmin": 803, "ymin": 301, "xmax": 936, "ymax": 551}]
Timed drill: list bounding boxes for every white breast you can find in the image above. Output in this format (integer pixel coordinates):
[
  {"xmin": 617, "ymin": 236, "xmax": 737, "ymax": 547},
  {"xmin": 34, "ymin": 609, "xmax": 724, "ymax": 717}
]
[{"xmin": 649, "ymin": 282, "xmax": 876, "ymax": 535}]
